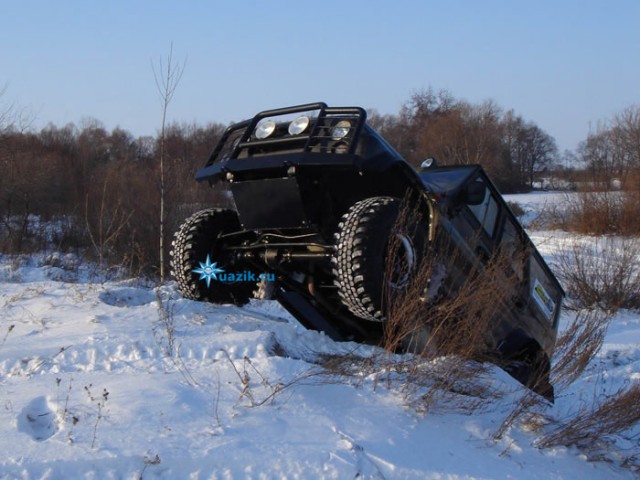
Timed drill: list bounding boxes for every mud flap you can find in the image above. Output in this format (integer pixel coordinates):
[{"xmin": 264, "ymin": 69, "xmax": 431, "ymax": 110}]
[
  {"xmin": 503, "ymin": 359, "xmax": 554, "ymax": 402},
  {"xmin": 498, "ymin": 330, "xmax": 554, "ymax": 402}
]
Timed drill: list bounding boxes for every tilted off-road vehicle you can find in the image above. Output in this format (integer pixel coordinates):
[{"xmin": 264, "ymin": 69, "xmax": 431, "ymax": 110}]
[{"xmin": 170, "ymin": 103, "xmax": 564, "ymax": 399}]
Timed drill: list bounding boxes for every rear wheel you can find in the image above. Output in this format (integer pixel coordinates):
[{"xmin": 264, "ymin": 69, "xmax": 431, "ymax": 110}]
[{"xmin": 170, "ymin": 209, "xmax": 254, "ymax": 306}]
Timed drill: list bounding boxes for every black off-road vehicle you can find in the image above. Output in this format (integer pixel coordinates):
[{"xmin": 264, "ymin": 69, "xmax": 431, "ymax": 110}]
[{"xmin": 170, "ymin": 103, "xmax": 564, "ymax": 398}]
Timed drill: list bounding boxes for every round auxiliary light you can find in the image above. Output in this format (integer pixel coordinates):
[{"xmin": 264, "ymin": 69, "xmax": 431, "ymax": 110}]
[
  {"xmin": 332, "ymin": 142, "xmax": 349, "ymax": 154},
  {"xmin": 255, "ymin": 119, "xmax": 276, "ymax": 139},
  {"xmin": 331, "ymin": 120, "xmax": 351, "ymax": 140},
  {"xmin": 288, "ymin": 115, "xmax": 310, "ymax": 135}
]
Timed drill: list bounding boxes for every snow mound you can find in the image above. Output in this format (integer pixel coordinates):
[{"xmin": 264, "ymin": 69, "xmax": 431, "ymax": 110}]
[{"xmin": 18, "ymin": 396, "xmax": 59, "ymax": 441}]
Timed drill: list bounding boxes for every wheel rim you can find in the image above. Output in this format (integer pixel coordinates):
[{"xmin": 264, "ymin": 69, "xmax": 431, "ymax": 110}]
[{"xmin": 389, "ymin": 233, "xmax": 416, "ymax": 289}]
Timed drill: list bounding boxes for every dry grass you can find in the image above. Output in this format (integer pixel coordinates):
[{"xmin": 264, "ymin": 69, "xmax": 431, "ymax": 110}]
[
  {"xmin": 318, "ymin": 351, "xmax": 501, "ymax": 415},
  {"xmin": 330, "ymin": 194, "xmax": 640, "ymax": 468},
  {"xmin": 536, "ymin": 383, "xmax": 640, "ymax": 470},
  {"xmin": 372, "ymin": 197, "xmax": 521, "ymax": 412},
  {"xmin": 550, "ymin": 309, "xmax": 612, "ymax": 390},
  {"xmin": 556, "ymin": 237, "xmax": 640, "ymax": 313},
  {"xmin": 381, "ymin": 198, "xmax": 515, "ymax": 357},
  {"xmin": 549, "ymin": 189, "xmax": 640, "ymax": 236},
  {"xmin": 316, "ymin": 195, "xmax": 516, "ymax": 414},
  {"xmin": 493, "ymin": 308, "xmax": 613, "ymax": 439},
  {"xmin": 495, "ymin": 305, "xmax": 640, "ymax": 473}
]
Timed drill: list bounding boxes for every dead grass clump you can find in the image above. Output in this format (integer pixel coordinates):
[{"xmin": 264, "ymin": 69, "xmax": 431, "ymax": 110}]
[
  {"xmin": 316, "ymin": 193, "xmax": 512, "ymax": 414},
  {"xmin": 493, "ymin": 308, "xmax": 614, "ymax": 441},
  {"xmin": 556, "ymin": 237, "xmax": 640, "ymax": 313},
  {"xmin": 497, "ymin": 307, "xmax": 640, "ymax": 471},
  {"xmin": 382, "ymin": 199, "xmax": 515, "ymax": 357},
  {"xmin": 506, "ymin": 200, "xmax": 525, "ymax": 218},
  {"xmin": 318, "ymin": 351, "xmax": 501, "ymax": 415},
  {"xmin": 376, "ymin": 197, "xmax": 520, "ymax": 412},
  {"xmin": 536, "ymin": 383, "xmax": 640, "ymax": 467},
  {"xmin": 550, "ymin": 309, "xmax": 612, "ymax": 391},
  {"xmin": 400, "ymin": 357, "xmax": 502, "ymax": 415},
  {"xmin": 552, "ymin": 190, "xmax": 640, "ymax": 236}
]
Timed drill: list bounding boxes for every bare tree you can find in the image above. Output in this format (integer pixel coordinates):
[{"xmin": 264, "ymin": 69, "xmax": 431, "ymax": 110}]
[
  {"xmin": 0, "ymin": 84, "xmax": 34, "ymax": 135},
  {"xmin": 579, "ymin": 105, "xmax": 640, "ymax": 188},
  {"xmin": 613, "ymin": 105, "xmax": 640, "ymax": 176},
  {"xmin": 152, "ymin": 43, "xmax": 186, "ymax": 281},
  {"xmin": 0, "ymin": 86, "xmax": 38, "ymax": 252},
  {"xmin": 501, "ymin": 112, "xmax": 557, "ymax": 190},
  {"xmin": 520, "ymin": 123, "xmax": 557, "ymax": 188},
  {"xmin": 0, "ymin": 84, "xmax": 10, "ymax": 133}
]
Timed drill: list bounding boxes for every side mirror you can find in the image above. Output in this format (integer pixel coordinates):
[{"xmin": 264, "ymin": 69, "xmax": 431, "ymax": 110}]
[{"xmin": 464, "ymin": 181, "xmax": 486, "ymax": 205}]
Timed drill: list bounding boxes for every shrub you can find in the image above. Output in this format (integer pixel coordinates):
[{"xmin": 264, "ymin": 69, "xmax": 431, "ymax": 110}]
[
  {"xmin": 556, "ymin": 237, "xmax": 640, "ymax": 313},
  {"xmin": 376, "ymin": 197, "xmax": 520, "ymax": 411},
  {"xmin": 550, "ymin": 309, "xmax": 612, "ymax": 391},
  {"xmin": 537, "ymin": 383, "xmax": 640, "ymax": 469},
  {"xmin": 553, "ymin": 190, "xmax": 640, "ymax": 236},
  {"xmin": 506, "ymin": 200, "xmax": 525, "ymax": 218}
]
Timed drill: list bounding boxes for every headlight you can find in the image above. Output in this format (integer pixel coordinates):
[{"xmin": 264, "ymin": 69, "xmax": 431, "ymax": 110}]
[
  {"xmin": 288, "ymin": 115, "xmax": 310, "ymax": 135},
  {"xmin": 331, "ymin": 120, "xmax": 351, "ymax": 140},
  {"xmin": 255, "ymin": 119, "xmax": 276, "ymax": 139}
]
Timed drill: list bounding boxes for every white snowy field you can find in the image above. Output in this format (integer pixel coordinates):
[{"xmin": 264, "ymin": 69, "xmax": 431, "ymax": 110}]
[
  {"xmin": 0, "ymin": 193, "xmax": 639, "ymax": 479},
  {"xmin": 505, "ymin": 191, "xmax": 569, "ymax": 228}
]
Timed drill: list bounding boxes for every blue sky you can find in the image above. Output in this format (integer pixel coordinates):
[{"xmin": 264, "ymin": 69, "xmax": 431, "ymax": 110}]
[{"xmin": 1, "ymin": 1, "xmax": 638, "ymax": 151}]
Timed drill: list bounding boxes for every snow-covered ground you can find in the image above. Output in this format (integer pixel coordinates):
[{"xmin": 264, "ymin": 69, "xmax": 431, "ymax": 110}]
[
  {"xmin": 505, "ymin": 191, "xmax": 569, "ymax": 228},
  {"xmin": 1, "ymin": 194, "xmax": 638, "ymax": 479}
]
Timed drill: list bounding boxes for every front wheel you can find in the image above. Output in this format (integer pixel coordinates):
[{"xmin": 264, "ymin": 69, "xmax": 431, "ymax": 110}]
[
  {"xmin": 331, "ymin": 196, "xmax": 427, "ymax": 322},
  {"xmin": 169, "ymin": 209, "xmax": 254, "ymax": 306}
]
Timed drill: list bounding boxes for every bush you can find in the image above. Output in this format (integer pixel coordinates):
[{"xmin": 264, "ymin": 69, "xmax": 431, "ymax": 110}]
[
  {"xmin": 550, "ymin": 309, "xmax": 612, "ymax": 390},
  {"xmin": 553, "ymin": 190, "xmax": 640, "ymax": 236},
  {"xmin": 375, "ymin": 197, "xmax": 522, "ymax": 410},
  {"xmin": 506, "ymin": 200, "xmax": 525, "ymax": 218},
  {"xmin": 556, "ymin": 237, "xmax": 640, "ymax": 313},
  {"xmin": 537, "ymin": 383, "xmax": 640, "ymax": 470}
]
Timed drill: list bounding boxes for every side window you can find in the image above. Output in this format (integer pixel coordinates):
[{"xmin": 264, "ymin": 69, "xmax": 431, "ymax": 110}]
[
  {"xmin": 500, "ymin": 217, "xmax": 519, "ymax": 256},
  {"xmin": 467, "ymin": 179, "xmax": 498, "ymax": 236},
  {"xmin": 500, "ymin": 217, "xmax": 526, "ymax": 284}
]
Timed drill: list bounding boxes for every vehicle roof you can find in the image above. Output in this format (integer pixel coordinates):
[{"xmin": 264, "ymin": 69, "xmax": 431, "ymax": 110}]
[{"xmin": 419, "ymin": 165, "xmax": 481, "ymax": 196}]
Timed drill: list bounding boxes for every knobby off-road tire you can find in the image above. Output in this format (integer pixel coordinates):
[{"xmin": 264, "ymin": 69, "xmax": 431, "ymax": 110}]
[
  {"xmin": 331, "ymin": 196, "xmax": 425, "ymax": 322},
  {"xmin": 170, "ymin": 209, "xmax": 253, "ymax": 306}
]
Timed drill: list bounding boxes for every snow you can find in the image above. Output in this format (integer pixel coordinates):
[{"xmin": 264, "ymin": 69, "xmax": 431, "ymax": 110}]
[
  {"xmin": 1, "ymin": 195, "xmax": 639, "ymax": 478},
  {"xmin": 505, "ymin": 191, "xmax": 569, "ymax": 228}
]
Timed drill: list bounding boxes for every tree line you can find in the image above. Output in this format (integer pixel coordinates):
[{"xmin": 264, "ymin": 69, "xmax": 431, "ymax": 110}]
[
  {"xmin": 1, "ymin": 88, "xmax": 638, "ymax": 275},
  {"xmin": 368, "ymin": 88, "xmax": 559, "ymax": 193},
  {"xmin": 0, "ymin": 117, "xmax": 227, "ymax": 272}
]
